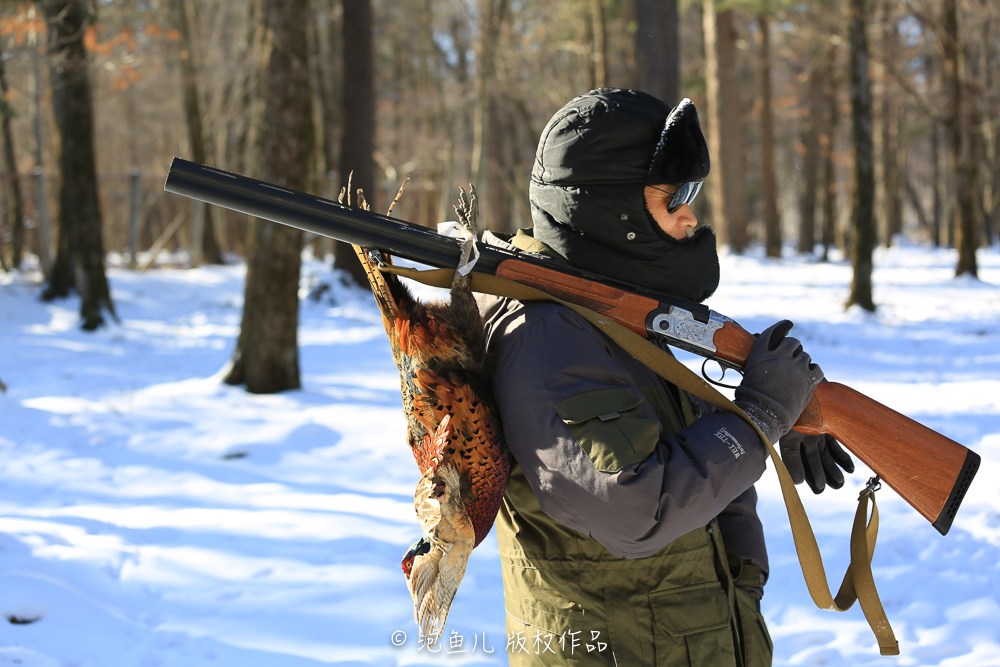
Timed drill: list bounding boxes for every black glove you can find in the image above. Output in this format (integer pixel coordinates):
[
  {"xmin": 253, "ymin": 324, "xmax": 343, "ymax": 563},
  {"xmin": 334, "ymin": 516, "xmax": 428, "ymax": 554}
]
[
  {"xmin": 734, "ymin": 320, "xmax": 825, "ymax": 444},
  {"xmin": 779, "ymin": 432, "xmax": 855, "ymax": 493}
]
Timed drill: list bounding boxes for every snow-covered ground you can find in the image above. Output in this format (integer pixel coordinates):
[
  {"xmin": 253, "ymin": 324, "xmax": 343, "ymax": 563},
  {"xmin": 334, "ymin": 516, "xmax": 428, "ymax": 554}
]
[{"xmin": 0, "ymin": 243, "xmax": 998, "ymax": 666}]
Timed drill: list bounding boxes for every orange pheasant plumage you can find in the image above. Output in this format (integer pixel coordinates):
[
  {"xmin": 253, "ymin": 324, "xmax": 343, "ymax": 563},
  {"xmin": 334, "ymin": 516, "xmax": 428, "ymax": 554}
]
[{"xmin": 346, "ymin": 185, "xmax": 509, "ymax": 645}]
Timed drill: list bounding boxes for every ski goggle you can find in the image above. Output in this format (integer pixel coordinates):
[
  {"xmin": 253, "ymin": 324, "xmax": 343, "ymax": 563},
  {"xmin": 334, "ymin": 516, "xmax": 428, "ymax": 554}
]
[{"xmin": 652, "ymin": 181, "xmax": 704, "ymax": 213}]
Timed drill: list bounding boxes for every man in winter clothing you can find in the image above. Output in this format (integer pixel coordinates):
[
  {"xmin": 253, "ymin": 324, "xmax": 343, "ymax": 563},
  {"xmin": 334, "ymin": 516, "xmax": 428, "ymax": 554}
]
[{"xmin": 476, "ymin": 89, "xmax": 853, "ymax": 666}]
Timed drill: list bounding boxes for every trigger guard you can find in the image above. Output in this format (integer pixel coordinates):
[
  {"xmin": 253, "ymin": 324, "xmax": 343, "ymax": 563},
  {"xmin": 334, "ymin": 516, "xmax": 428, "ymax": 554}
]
[{"xmin": 701, "ymin": 358, "xmax": 743, "ymax": 390}]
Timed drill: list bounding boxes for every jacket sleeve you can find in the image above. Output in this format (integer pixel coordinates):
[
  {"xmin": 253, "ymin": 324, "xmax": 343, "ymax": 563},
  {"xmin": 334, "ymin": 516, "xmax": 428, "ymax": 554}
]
[
  {"xmin": 490, "ymin": 301, "xmax": 769, "ymax": 560},
  {"xmin": 689, "ymin": 394, "xmax": 770, "ymax": 582}
]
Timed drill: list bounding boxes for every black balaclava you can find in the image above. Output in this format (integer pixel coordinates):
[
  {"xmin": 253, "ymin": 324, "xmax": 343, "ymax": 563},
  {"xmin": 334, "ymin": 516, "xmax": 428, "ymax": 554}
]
[{"xmin": 529, "ymin": 88, "xmax": 719, "ymax": 303}]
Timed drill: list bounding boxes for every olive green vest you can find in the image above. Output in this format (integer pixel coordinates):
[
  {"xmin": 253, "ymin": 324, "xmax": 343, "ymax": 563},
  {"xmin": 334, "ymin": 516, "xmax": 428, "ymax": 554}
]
[{"xmin": 497, "ymin": 232, "xmax": 772, "ymax": 667}]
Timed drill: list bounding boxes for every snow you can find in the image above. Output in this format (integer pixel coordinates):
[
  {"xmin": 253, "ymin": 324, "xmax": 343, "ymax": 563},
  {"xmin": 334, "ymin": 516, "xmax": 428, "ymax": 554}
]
[{"xmin": 1, "ymin": 243, "xmax": 998, "ymax": 666}]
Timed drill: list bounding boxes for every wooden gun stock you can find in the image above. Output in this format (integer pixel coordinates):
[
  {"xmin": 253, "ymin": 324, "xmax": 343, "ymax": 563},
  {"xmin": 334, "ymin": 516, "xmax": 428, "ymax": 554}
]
[
  {"xmin": 720, "ymin": 323, "xmax": 980, "ymax": 536},
  {"xmin": 496, "ymin": 259, "xmax": 981, "ymax": 536}
]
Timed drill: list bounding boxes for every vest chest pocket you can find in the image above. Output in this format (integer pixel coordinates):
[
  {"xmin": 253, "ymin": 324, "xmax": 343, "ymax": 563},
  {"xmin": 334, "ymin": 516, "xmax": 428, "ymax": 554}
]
[
  {"xmin": 555, "ymin": 388, "xmax": 660, "ymax": 473},
  {"xmin": 649, "ymin": 582, "xmax": 737, "ymax": 666}
]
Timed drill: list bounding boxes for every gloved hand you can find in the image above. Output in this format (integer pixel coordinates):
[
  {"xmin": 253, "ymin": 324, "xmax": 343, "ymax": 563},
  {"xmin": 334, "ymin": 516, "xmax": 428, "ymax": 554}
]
[
  {"xmin": 779, "ymin": 432, "xmax": 855, "ymax": 493},
  {"xmin": 734, "ymin": 320, "xmax": 825, "ymax": 445}
]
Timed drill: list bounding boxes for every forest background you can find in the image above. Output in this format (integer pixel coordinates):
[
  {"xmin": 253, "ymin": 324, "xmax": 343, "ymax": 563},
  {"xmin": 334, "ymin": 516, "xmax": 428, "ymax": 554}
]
[
  {"xmin": 0, "ymin": 0, "xmax": 999, "ymax": 663},
  {"xmin": 0, "ymin": 0, "xmax": 999, "ymax": 380}
]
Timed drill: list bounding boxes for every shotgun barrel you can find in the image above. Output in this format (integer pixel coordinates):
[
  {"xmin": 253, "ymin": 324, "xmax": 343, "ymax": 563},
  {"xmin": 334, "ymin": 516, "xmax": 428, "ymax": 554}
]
[
  {"xmin": 165, "ymin": 157, "xmax": 471, "ymax": 273},
  {"xmin": 164, "ymin": 158, "xmax": 709, "ymax": 317}
]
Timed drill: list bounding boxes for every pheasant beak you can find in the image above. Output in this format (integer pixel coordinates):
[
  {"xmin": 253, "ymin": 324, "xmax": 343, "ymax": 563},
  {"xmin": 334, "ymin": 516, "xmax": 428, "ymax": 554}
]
[{"xmin": 401, "ymin": 537, "xmax": 431, "ymax": 579}]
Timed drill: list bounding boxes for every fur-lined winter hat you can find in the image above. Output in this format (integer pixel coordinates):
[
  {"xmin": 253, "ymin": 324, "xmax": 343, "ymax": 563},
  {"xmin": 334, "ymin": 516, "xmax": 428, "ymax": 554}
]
[{"xmin": 529, "ymin": 88, "xmax": 718, "ymax": 302}]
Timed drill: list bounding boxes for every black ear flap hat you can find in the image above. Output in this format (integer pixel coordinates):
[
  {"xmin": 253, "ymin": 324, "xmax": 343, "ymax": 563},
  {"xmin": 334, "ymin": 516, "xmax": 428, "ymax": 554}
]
[{"xmin": 530, "ymin": 88, "xmax": 719, "ymax": 303}]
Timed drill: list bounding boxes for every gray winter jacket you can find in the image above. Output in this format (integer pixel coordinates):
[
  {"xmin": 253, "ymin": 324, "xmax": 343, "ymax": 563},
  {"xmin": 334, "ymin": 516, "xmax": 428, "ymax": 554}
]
[{"xmin": 478, "ymin": 231, "xmax": 770, "ymax": 573}]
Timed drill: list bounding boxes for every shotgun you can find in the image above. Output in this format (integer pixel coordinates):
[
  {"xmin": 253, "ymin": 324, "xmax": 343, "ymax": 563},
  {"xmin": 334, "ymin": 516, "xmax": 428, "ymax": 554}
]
[{"xmin": 164, "ymin": 157, "xmax": 980, "ymax": 536}]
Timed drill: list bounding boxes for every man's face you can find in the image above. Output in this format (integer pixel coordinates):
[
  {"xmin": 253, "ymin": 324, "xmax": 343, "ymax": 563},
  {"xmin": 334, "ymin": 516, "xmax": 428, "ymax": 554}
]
[{"xmin": 644, "ymin": 186, "xmax": 698, "ymax": 241}]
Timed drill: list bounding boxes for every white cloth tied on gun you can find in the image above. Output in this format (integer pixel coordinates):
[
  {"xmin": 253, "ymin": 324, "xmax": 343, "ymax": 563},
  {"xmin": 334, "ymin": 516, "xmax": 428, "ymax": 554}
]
[{"xmin": 437, "ymin": 221, "xmax": 481, "ymax": 276}]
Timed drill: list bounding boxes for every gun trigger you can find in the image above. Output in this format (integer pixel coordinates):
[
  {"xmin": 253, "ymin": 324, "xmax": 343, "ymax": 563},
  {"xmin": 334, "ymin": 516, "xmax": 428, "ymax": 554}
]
[{"xmin": 702, "ymin": 358, "xmax": 742, "ymax": 390}]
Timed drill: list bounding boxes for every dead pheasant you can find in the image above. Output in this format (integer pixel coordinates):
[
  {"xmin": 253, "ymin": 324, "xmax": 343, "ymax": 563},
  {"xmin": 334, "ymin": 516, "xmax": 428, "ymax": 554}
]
[{"xmin": 343, "ymin": 183, "xmax": 510, "ymax": 646}]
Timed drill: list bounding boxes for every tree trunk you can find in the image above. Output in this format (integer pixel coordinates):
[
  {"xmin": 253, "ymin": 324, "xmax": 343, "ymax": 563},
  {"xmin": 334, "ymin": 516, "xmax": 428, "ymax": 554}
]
[
  {"xmin": 980, "ymin": 48, "xmax": 998, "ymax": 245},
  {"xmin": 635, "ymin": 0, "xmax": 679, "ymax": 104},
  {"xmin": 223, "ymin": 0, "xmax": 314, "ymax": 393},
  {"xmin": 588, "ymin": 0, "xmax": 607, "ymax": 90},
  {"xmin": 334, "ymin": 0, "xmax": 374, "ymax": 286},
  {"xmin": 41, "ymin": 0, "xmax": 115, "ymax": 330},
  {"xmin": 471, "ymin": 0, "xmax": 495, "ymax": 191},
  {"xmin": 703, "ymin": 2, "xmax": 749, "ymax": 252},
  {"xmin": 931, "ymin": 111, "xmax": 944, "ymax": 247},
  {"xmin": 905, "ymin": 174, "xmax": 933, "ymax": 233},
  {"xmin": 44, "ymin": 216, "xmax": 74, "ymax": 299},
  {"xmin": 846, "ymin": 0, "xmax": 877, "ymax": 311},
  {"xmin": 967, "ymin": 88, "xmax": 990, "ymax": 246},
  {"xmin": 313, "ymin": 0, "xmax": 340, "ymax": 179},
  {"xmin": 758, "ymin": 11, "xmax": 781, "ymax": 258},
  {"xmin": 471, "ymin": 0, "xmax": 508, "ymax": 232},
  {"xmin": 987, "ymin": 0, "xmax": 1000, "ymax": 246},
  {"xmin": 972, "ymin": 0, "xmax": 995, "ymax": 246},
  {"xmin": 877, "ymin": 2, "xmax": 902, "ymax": 246},
  {"xmin": 800, "ymin": 54, "xmax": 824, "ymax": 255},
  {"xmin": 821, "ymin": 42, "xmax": 841, "ymax": 262},
  {"xmin": 219, "ymin": 4, "xmax": 260, "ymax": 259},
  {"xmin": 0, "ymin": 53, "xmax": 24, "ymax": 269},
  {"xmin": 0, "ymin": 173, "xmax": 7, "ymax": 270},
  {"xmin": 485, "ymin": 99, "xmax": 512, "ymax": 233},
  {"xmin": 427, "ymin": 0, "xmax": 457, "ymax": 225},
  {"xmin": 988, "ymin": 114, "xmax": 1000, "ymax": 248},
  {"xmin": 168, "ymin": 0, "xmax": 224, "ymax": 265},
  {"xmin": 310, "ymin": 0, "xmax": 340, "ymax": 260},
  {"xmin": 942, "ymin": 0, "xmax": 978, "ymax": 276},
  {"xmin": 31, "ymin": 5, "xmax": 54, "ymax": 279}
]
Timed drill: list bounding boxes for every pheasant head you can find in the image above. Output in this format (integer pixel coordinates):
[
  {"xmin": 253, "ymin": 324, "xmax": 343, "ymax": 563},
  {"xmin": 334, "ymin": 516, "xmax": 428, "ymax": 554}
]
[{"xmin": 400, "ymin": 415, "xmax": 476, "ymax": 646}]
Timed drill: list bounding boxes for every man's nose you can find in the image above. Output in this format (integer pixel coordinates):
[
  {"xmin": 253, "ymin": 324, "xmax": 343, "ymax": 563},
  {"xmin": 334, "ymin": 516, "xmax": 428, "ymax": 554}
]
[{"xmin": 678, "ymin": 204, "xmax": 698, "ymax": 227}]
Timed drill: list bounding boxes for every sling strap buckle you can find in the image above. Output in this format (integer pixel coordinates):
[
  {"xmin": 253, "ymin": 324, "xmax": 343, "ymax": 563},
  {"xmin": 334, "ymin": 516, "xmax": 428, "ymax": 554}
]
[{"xmin": 859, "ymin": 475, "xmax": 882, "ymax": 501}]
